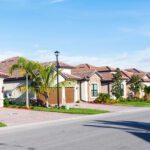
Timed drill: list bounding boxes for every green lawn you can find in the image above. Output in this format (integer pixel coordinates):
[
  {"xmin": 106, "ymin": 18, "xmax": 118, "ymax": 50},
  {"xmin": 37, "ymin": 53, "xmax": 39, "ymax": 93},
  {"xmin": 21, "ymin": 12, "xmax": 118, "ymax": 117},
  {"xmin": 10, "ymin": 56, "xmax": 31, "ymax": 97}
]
[
  {"xmin": 32, "ymin": 107, "xmax": 109, "ymax": 115},
  {"xmin": 117, "ymin": 101, "xmax": 150, "ymax": 107},
  {"xmin": 0, "ymin": 122, "xmax": 7, "ymax": 127}
]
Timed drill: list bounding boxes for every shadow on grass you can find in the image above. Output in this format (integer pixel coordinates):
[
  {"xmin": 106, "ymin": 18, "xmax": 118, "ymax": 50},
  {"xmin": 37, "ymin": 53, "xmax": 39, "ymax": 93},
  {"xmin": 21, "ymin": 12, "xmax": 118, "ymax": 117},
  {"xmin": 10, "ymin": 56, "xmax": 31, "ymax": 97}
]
[{"xmin": 84, "ymin": 120, "xmax": 150, "ymax": 142}]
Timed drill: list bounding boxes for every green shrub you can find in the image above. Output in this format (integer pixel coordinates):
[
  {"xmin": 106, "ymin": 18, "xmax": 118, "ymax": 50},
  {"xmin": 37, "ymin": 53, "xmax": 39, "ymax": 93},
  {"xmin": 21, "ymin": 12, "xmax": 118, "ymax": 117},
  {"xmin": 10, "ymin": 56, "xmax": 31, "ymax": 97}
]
[
  {"xmin": 94, "ymin": 93, "xmax": 111, "ymax": 103},
  {"xmin": 4, "ymin": 98, "xmax": 10, "ymax": 107},
  {"xmin": 106, "ymin": 99, "xmax": 120, "ymax": 104}
]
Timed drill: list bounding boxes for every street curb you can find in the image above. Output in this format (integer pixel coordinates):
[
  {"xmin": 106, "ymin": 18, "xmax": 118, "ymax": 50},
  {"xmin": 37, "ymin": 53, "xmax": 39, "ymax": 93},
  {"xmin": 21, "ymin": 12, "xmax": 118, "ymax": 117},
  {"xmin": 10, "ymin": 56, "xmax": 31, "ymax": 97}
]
[{"xmin": 0, "ymin": 107, "xmax": 150, "ymax": 132}]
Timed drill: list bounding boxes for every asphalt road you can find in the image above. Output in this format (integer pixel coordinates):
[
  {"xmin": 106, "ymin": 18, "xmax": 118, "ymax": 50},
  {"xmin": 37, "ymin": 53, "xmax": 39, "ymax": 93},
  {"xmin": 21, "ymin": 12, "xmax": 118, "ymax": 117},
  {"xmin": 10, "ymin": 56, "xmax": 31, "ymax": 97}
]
[{"xmin": 0, "ymin": 109, "xmax": 150, "ymax": 150}]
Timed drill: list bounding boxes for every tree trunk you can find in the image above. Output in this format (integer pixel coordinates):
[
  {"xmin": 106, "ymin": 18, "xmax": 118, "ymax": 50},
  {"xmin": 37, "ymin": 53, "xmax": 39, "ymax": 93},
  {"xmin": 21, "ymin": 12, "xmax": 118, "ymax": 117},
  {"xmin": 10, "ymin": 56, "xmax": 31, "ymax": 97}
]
[
  {"xmin": 26, "ymin": 74, "xmax": 29, "ymax": 108},
  {"xmin": 46, "ymin": 97, "xmax": 49, "ymax": 108},
  {"xmin": 45, "ymin": 92, "xmax": 49, "ymax": 108},
  {"xmin": 34, "ymin": 92, "xmax": 37, "ymax": 100}
]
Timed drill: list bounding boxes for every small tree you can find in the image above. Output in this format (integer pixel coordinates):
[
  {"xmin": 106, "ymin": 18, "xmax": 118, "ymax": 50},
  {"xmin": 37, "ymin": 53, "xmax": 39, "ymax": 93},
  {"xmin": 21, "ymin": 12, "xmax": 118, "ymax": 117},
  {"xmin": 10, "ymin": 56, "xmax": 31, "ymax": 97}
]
[
  {"xmin": 128, "ymin": 75, "xmax": 142, "ymax": 98},
  {"xmin": 111, "ymin": 68, "xmax": 123, "ymax": 99},
  {"xmin": 144, "ymin": 85, "xmax": 150, "ymax": 100}
]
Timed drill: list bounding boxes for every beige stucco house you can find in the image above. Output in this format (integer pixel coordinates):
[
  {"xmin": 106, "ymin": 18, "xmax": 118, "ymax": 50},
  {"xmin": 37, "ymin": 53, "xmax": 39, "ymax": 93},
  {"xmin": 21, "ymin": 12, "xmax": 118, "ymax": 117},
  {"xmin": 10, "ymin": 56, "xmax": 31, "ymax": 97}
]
[
  {"xmin": 125, "ymin": 68, "xmax": 150, "ymax": 98},
  {"xmin": 1, "ymin": 57, "xmax": 150, "ymax": 106},
  {"xmin": 72, "ymin": 70, "xmax": 102, "ymax": 102},
  {"xmin": 73, "ymin": 64, "xmax": 129, "ymax": 99},
  {"xmin": 0, "ymin": 57, "xmax": 79, "ymax": 105},
  {"xmin": 0, "ymin": 72, "xmax": 9, "ymax": 107}
]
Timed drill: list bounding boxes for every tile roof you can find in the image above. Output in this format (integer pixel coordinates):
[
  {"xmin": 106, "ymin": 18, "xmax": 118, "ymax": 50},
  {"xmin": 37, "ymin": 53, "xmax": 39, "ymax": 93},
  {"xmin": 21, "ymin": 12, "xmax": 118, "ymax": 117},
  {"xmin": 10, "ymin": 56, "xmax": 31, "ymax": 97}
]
[
  {"xmin": 43, "ymin": 61, "xmax": 75, "ymax": 69},
  {"xmin": 0, "ymin": 71, "xmax": 9, "ymax": 78},
  {"xmin": 98, "ymin": 71, "xmax": 129, "ymax": 81},
  {"xmin": 134, "ymin": 73, "xmax": 150, "ymax": 82},
  {"xmin": 122, "ymin": 70, "xmax": 150, "ymax": 82},
  {"xmin": 0, "ymin": 56, "xmax": 22, "ymax": 78},
  {"xmin": 61, "ymin": 73, "xmax": 81, "ymax": 80},
  {"xmin": 73, "ymin": 64, "xmax": 116, "ymax": 73},
  {"xmin": 121, "ymin": 70, "xmax": 134, "ymax": 79},
  {"xmin": 125, "ymin": 68, "xmax": 145, "ymax": 73},
  {"xmin": 96, "ymin": 66, "xmax": 116, "ymax": 72},
  {"xmin": 72, "ymin": 70, "xmax": 101, "ymax": 80},
  {"xmin": 0, "ymin": 57, "xmax": 75, "ymax": 79}
]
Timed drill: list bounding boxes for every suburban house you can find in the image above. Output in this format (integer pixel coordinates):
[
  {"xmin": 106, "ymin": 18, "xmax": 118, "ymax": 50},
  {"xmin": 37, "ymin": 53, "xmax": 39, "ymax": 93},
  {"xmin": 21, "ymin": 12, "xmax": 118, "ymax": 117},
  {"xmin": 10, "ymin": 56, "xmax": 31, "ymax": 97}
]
[
  {"xmin": 72, "ymin": 64, "xmax": 129, "ymax": 99},
  {"xmin": 125, "ymin": 68, "xmax": 150, "ymax": 97},
  {"xmin": 72, "ymin": 70, "xmax": 102, "ymax": 102},
  {"xmin": 0, "ymin": 57, "xmax": 80, "ymax": 105},
  {"xmin": 0, "ymin": 57, "xmax": 150, "ymax": 106},
  {"xmin": 0, "ymin": 72, "xmax": 8, "ymax": 107}
]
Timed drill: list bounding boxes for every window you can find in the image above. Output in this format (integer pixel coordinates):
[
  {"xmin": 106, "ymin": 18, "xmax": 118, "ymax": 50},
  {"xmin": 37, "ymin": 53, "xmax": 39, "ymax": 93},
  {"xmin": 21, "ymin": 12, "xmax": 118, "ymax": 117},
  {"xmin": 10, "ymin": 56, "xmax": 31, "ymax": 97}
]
[{"xmin": 91, "ymin": 84, "xmax": 98, "ymax": 97}]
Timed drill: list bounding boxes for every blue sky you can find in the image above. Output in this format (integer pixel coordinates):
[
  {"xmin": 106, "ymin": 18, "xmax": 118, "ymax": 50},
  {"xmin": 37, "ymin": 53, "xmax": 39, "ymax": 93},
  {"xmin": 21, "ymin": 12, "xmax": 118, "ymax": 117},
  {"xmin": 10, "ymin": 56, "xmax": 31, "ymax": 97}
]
[{"xmin": 0, "ymin": 0, "xmax": 150, "ymax": 70}]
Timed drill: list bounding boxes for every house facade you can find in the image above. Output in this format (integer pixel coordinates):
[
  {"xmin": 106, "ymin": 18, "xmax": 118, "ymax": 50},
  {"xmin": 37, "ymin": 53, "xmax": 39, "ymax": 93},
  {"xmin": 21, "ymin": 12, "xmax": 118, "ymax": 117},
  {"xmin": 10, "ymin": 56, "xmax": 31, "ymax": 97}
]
[
  {"xmin": 73, "ymin": 64, "xmax": 129, "ymax": 99},
  {"xmin": 0, "ymin": 57, "xmax": 150, "ymax": 106},
  {"xmin": 0, "ymin": 57, "xmax": 79, "ymax": 105},
  {"xmin": 125, "ymin": 68, "xmax": 150, "ymax": 98},
  {"xmin": 72, "ymin": 70, "xmax": 101, "ymax": 102},
  {"xmin": 0, "ymin": 72, "xmax": 9, "ymax": 107}
]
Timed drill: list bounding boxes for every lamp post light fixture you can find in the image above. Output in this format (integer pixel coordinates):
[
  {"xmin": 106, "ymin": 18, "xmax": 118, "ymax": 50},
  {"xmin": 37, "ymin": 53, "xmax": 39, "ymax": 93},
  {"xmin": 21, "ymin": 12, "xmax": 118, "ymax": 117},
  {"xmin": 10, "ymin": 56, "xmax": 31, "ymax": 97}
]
[{"xmin": 54, "ymin": 51, "xmax": 60, "ymax": 108}]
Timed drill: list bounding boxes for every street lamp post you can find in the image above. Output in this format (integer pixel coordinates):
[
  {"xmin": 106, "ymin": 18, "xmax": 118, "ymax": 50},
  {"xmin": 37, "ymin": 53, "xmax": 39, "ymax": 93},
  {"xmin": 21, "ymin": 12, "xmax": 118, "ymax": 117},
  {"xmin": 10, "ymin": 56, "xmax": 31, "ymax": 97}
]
[{"xmin": 55, "ymin": 51, "xmax": 60, "ymax": 108}]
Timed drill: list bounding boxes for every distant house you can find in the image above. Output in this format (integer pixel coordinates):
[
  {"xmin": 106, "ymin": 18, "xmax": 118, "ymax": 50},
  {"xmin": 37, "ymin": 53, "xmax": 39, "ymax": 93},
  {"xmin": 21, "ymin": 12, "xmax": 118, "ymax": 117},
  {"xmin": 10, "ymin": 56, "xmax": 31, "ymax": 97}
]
[{"xmin": 125, "ymin": 68, "xmax": 150, "ymax": 97}]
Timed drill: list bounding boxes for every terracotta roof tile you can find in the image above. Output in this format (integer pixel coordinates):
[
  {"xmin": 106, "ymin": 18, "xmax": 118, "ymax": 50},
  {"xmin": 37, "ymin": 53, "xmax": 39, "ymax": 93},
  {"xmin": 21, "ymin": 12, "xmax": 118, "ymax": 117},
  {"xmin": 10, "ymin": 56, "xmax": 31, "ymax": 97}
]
[
  {"xmin": 125, "ymin": 68, "xmax": 145, "ymax": 73},
  {"xmin": 72, "ymin": 70, "xmax": 100, "ymax": 80},
  {"xmin": 43, "ymin": 61, "xmax": 75, "ymax": 69},
  {"xmin": 0, "ymin": 56, "xmax": 22, "ymax": 78},
  {"xmin": 96, "ymin": 66, "xmax": 116, "ymax": 72},
  {"xmin": 61, "ymin": 73, "xmax": 81, "ymax": 80}
]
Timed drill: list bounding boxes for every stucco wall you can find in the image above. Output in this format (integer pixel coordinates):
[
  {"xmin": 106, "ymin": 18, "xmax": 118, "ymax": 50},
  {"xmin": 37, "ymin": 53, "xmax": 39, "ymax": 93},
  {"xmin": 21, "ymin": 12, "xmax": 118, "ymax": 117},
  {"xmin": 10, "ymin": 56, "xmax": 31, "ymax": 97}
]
[
  {"xmin": 101, "ymin": 83, "xmax": 110, "ymax": 94},
  {"xmin": 80, "ymin": 81, "xmax": 88, "ymax": 101},
  {"xmin": 0, "ymin": 78, "xmax": 4, "ymax": 107},
  {"xmin": 4, "ymin": 80, "xmax": 34, "ymax": 104}
]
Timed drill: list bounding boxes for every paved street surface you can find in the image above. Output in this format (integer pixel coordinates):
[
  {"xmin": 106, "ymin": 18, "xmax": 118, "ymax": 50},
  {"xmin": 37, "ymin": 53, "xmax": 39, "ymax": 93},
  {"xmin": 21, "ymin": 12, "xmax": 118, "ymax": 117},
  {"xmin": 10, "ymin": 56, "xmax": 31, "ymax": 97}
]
[{"xmin": 0, "ymin": 108, "xmax": 150, "ymax": 150}]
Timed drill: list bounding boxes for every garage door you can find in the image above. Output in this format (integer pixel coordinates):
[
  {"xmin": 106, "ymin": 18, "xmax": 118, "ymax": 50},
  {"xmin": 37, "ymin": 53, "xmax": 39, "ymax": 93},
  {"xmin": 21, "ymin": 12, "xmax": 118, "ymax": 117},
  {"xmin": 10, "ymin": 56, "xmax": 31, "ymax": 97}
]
[
  {"xmin": 65, "ymin": 88, "xmax": 74, "ymax": 103},
  {"xmin": 38, "ymin": 88, "xmax": 62, "ymax": 104}
]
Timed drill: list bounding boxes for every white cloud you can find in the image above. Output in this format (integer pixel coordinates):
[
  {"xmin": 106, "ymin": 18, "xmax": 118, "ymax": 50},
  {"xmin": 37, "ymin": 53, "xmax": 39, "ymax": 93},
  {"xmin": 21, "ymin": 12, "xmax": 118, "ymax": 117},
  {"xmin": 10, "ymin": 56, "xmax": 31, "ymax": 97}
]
[
  {"xmin": 30, "ymin": 48, "xmax": 150, "ymax": 71},
  {"xmin": 0, "ymin": 50, "xmax": 24, "ymax": 61},
  {"xmin": 0, "ymin": 48, "xmax": 149, "ymax": 71}
]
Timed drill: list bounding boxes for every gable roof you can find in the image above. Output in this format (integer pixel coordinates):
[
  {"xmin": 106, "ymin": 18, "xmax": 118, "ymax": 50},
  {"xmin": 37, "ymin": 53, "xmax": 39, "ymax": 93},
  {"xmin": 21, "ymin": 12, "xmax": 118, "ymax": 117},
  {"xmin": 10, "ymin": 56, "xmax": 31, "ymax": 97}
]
[
  {"xmin": 122, "ymin": 70, "xmax": 150, "ymax": 82},
  {"xmin": 0, "ymin": 56, "xmax": 22, "ymax": 78},
  {"xmin": 98, "ymin": 71, "xmax": 129, "ymax": 82},
  {"xmin": 125, "ymin": 68, "xmax": 145, "ymax": 73},
  {"xmin": 43, "ymin": 61, "xmax": 75, "ymax": 69},
  {"xmin": 0, "ymin": 71, "xmax": 9, "ymax": 78},
  {"xmin": 72, "ymin": 70, "xmax": 102, "ymax": 80},
  {"xmin": 96, "ymin": 66, "xmax": 116, "ymax": 72}
]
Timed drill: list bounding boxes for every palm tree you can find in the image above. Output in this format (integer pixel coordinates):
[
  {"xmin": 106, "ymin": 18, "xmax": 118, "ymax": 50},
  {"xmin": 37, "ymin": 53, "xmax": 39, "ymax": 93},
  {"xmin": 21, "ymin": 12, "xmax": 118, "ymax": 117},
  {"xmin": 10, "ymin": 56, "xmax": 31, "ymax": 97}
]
[
  {"xmin": 10, "ymin": 57, "xmax": 40, "ymax": 108},
  {"xmin": 33, "ymin": 64, "xmax": 56, "ymax": 107},
  {"xmin": 34, "ymin": 64, "xmax": 71, "ymax": 107}
]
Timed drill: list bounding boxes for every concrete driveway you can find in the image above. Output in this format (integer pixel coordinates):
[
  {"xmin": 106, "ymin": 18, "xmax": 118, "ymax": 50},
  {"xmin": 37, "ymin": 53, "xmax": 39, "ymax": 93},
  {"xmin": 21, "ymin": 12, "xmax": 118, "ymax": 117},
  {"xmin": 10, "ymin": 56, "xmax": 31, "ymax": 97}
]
[{"xmin": 0, "ymin": 108, "xmax": 83, "ymax": 126}]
